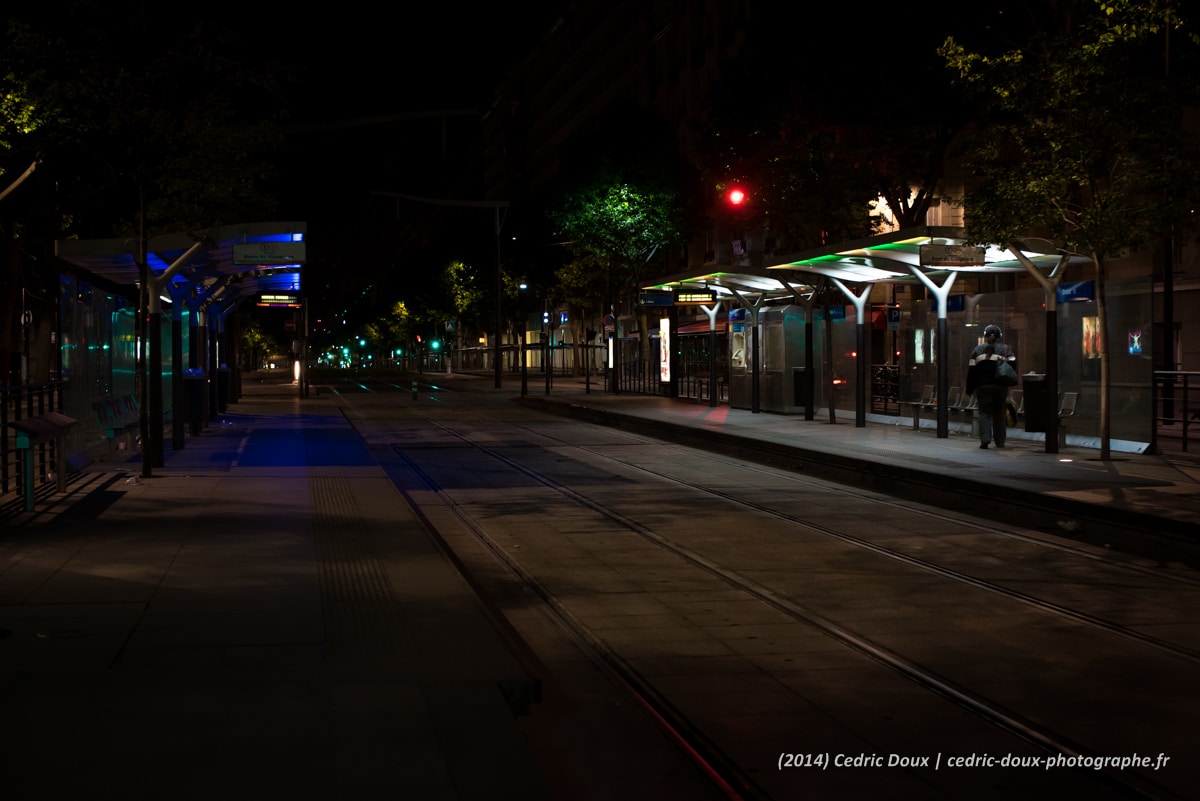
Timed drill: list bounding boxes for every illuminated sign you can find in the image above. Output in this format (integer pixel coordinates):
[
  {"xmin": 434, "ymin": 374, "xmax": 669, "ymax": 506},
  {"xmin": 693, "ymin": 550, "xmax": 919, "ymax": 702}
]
[
  {"xmin": 234, "ymin": 241, "xmax": 307, "ymax": 265},
  {"xmin": 1057, "ymin": 281, "xmax": 1095, "ymax": 303},
  {"xmin": 659, "ymin": 317, "xmax": 671, "ymax": 383},
  {"xmin": 675, "ymin": 290, "xmax": 717, "ymax": 305},
  {"xmin": 639, "ymin": 291, "xmax": 674, "ymax": 307},
  {"xmin": 920, "ymin": 244, "xmax": 985, "ymax": 267},
  {"xmin": 256, "ymin": 293, "xmax": 301, "ymax": 308}
]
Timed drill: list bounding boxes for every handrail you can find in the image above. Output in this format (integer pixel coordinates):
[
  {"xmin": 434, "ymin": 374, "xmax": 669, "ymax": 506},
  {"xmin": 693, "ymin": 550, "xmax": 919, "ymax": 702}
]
[{"xmin": 1152, "ymin": 371, "xmax": 1198, "ymax": 453}]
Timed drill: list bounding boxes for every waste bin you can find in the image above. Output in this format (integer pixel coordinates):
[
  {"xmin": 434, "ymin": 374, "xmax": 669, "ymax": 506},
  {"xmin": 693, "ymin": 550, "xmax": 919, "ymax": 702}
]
[
  {"xmin": 216, "ymin": 366, "xmax": 230, "ymax": 413},
  {"xmin": 1022, "ymin": 372, "xmax": 1048, "ymax": 433},
  {"xmin": 792, "ymin": 367, "xmax": 811, "ymax": 409},
  {"xmin": 183, "ymin": 368, "xmax": 206, "ymax": 434}
]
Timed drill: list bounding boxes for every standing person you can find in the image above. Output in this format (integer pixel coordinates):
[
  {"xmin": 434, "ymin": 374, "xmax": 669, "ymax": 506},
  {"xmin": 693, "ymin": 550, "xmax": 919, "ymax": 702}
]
[{"xmin": 966, "ymin": 324, "xmax": 1017, "ymax": 449}]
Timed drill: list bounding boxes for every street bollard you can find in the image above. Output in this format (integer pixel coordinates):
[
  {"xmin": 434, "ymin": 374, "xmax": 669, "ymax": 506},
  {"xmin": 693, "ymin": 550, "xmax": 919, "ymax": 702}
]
[{"xmin": 412, "ymin": 380, "xmax": 418, "ymax": 400}]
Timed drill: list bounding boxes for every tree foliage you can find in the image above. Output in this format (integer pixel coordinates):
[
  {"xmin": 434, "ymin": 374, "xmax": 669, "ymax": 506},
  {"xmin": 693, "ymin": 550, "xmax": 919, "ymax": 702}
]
[
  {"xmin": 2, "ymin": 7, "xmax": 289, "ymax": 238},
  {"xmin": 942, "ymin": 0, "xmax": 1197, "ymax": 253},
  {"xmin": 549, "ymin": 161, "xmax": 685, "ymax": 312},
  {"xmin": 446, "ymin": 259, "xmax": 484, "ymax": 327},
  {"xmin": 941, "ymin": 0, "xmax": 1200, "ymax": 458},
  {"xmin": 0, "ymin": 69, "xmax": 46, "ymax": 175},
  {"xmin": 363, "ymin": 300, "xmax": 415, "ymax": 356}
]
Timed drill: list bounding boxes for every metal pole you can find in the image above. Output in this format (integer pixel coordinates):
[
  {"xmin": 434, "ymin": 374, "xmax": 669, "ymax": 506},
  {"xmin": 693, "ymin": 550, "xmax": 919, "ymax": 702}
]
[
  {"xmin": 708, "ymin": 327, "xmax": 717, "ymax": 409},
  {"xmin": 494, "ymin": 207, "xmax": 503, "ymax": 389},
  {"xmin": 171, "ymin": 303, "xmax": 184, "ymax": 451},
  {"xmin": 752, "ymin": 315, "xmax": 761, "ymax": 414},
  {"xmin": 520, "ymin": 333, "xmax": 527, "ymax": 396},
  {"xmin": 936, "ymin": 315, "xmax": 948, "ymax": 436},
  {"xmin": 804, "ymin": 307, "xmax": 815, "ymax": 420}
]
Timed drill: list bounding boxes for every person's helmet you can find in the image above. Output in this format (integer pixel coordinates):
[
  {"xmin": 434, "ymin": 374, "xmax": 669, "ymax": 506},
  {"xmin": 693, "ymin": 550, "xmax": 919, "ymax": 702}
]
[{"xmin": 983, "ymin": 324, "xmax": 1003, "ymax": 339}]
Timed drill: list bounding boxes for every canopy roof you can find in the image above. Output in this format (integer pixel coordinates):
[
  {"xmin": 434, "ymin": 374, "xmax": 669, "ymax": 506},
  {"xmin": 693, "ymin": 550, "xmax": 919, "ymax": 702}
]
[
  {"xmin": 645, "ymin": 226, "xmax": 1085, "ymax": 302},
  {"xmin": 55, "ymin": 221, "xmax": 307, "ymax": 311}
]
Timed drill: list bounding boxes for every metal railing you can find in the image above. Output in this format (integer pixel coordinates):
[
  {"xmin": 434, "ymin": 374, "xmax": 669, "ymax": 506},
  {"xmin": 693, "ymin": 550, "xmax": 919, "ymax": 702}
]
[{"xmin": 1152, "ymin": 371, "xmax": 1199, "ymax": 454}]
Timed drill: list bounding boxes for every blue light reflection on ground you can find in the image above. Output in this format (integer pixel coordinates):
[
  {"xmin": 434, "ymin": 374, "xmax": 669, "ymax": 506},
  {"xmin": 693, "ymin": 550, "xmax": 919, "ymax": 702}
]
[{"xmin": 237, "ymin": 424, "xmax": 376, "ymax": 470}]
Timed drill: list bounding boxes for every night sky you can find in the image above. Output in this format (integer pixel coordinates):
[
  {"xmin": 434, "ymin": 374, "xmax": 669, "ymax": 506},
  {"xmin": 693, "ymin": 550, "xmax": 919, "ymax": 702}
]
[
  {"xmin": 264, "ymin": 6, "xmax": 559, "ymax": 307},
  {"xmin": 4, "ymin": 1, "xmax": 994, "ymax": 322},
  {"xmin": 267, "ymin": 5, "xmax": 554, "ymax": 118}
]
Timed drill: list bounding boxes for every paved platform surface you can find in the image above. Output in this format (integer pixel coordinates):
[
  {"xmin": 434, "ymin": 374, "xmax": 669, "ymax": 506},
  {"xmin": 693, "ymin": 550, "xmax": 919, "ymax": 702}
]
[
  {"xmin": 0, "ymin": 380, "xmax": 552, "ymax": 801},
  {"xmin": 2, "ymin": 371, "xmax": 1198, "ymax": 800}
]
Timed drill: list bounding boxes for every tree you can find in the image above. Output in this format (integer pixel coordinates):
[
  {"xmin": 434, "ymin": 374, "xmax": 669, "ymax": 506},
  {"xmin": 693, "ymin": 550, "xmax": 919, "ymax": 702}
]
[
  {"xmin": 237, "ymin": 315, "xmax": 281, "ymax": 372},
  {"xmin": 555, "ymin": 252, "xmax": 611, "ymax": 375},
  {"xmin": 550, "ymin": 162, "xmax": 684, "ymax": 341},
  {"xmin": 941, "ymin": 0, "xmax": 1200, "ymax": 459},
  {"xmin": 552, "ymin": 171, "xmax": 684, "ymax": 286},
  {"xmin": 445, "ymin": 259, "xmax": 484, "ymax": 332},
  {"xmin": 363, "ymin": 300, "xmax": 416, "ymax": 364},
  {"xmin": 3, "ymin": 9, "xmax": 287, "ymax": 238}
]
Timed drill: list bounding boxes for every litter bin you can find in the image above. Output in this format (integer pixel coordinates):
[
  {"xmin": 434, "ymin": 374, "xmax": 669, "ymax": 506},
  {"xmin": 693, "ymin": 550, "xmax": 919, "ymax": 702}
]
[
  {"xmin": 792, "ymin": 367, "xmax": 811, "ymax": 409},
  {"xmin": 183, "ymin": 368, "xmax": 206, "ymax": 434},
  {"xmin": 216, "ymin": 366, "xmax": 230, "ymax": 413},
  {"xmin": 1022, "ymin": 372, "xmax": 1048, "ymax": 433}
]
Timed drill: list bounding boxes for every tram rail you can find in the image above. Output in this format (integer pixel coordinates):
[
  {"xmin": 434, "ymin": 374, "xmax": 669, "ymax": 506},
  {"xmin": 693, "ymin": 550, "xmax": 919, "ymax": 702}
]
[{"xmin": 327, "ymin": 379, "xmax": 1198, "ymax": 801}]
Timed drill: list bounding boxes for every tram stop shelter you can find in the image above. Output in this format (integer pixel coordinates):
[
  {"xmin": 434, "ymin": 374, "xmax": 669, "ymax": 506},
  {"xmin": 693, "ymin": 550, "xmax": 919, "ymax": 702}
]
[
  {"xmin": 54, "ymin": 221, "xmax": 307, "ymax": 472},
  {"xmin": 645, "ymin": 226, "xmax": 1089, "ymax": 451}
]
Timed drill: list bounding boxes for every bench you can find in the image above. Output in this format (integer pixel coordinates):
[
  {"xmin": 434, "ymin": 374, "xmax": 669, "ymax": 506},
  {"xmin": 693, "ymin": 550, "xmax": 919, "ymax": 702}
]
[
  {"xmin": 901, "ymin": 385, "xmax": 962, "ymax": 430},
  {"xmin": 8, "ymin": 412, "xmax": 79, "ymax": 511},
  {"xmin": 951, "ymin": 392, "xmax": 979, "ymax": 434},
  {"xmin": 93, "ymin": 394, "xmax": 141, "ymax": 457},
  {"xmin": 898, "ymin": 385, "xmax": 934, "ymax": 429},
  {"xmin": 1057, "ymin": 391, "xmax": 1077, "ymax": 446},
  {"xmin": 694, "ymin": 372, "xmax": 728, "ymax": 403},
  {"xmin": 957, "ymin": 389, "xmax": 1023, "ymax": 438}
]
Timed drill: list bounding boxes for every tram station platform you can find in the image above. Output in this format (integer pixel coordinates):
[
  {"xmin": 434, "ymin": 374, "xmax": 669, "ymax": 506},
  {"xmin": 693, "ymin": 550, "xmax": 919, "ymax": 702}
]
[
  {"xmin": 1, "ymin": 370, "xmax": 1197, "ymax": 800},
  {"xmin": 0, "ymin": 378, "xmax": 556, "ymax": 801}
]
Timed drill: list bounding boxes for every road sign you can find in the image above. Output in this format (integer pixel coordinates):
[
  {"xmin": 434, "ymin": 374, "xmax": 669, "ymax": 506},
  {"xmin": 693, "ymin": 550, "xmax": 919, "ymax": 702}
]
[{"xmin": 639, "ymin": 291, "xmax": 673, "ymax": 307}]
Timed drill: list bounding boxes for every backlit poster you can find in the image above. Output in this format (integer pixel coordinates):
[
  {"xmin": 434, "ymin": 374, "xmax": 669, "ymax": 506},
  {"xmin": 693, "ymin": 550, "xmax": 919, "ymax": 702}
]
[{"xmin": 659, "ymin": 317, "xmax": 670, "ymax": 382}]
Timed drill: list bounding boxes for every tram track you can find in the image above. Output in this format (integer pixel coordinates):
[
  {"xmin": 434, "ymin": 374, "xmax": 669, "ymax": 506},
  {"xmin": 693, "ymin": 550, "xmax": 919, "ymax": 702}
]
[
  {"xmin": 367, "ymin": 433, "xmax": 1184, "ymax": 798},
  {"xmin": 493, "ymin": 421, "xmax": 1200, "ymax": 665},
  {"xmin": 387, "ymin": 450, "xmax": 769, "ymax": 801},
  {"xmin": 328, "ymin": 382, "xmax": 1197, "ymax": 800}
]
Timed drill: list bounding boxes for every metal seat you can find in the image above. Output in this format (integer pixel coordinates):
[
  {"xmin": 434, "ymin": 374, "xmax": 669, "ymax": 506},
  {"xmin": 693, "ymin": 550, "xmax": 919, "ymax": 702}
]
[{"xmin": 1059, "ymin": 391, "xmax": 1078, "ymax": 418}]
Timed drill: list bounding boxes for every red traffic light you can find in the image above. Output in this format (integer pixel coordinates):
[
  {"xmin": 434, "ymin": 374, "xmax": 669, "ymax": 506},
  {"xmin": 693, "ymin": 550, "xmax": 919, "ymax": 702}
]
[{"xmin": 726, "ymin": 187, "xmax": 747, "ymax": 206}]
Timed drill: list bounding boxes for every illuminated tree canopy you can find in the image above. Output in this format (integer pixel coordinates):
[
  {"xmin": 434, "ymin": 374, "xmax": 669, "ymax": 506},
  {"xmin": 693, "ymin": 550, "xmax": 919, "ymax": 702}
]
[{"xmin": 550, "ymin": 163, "xmax": 685, "ymax": 314}]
